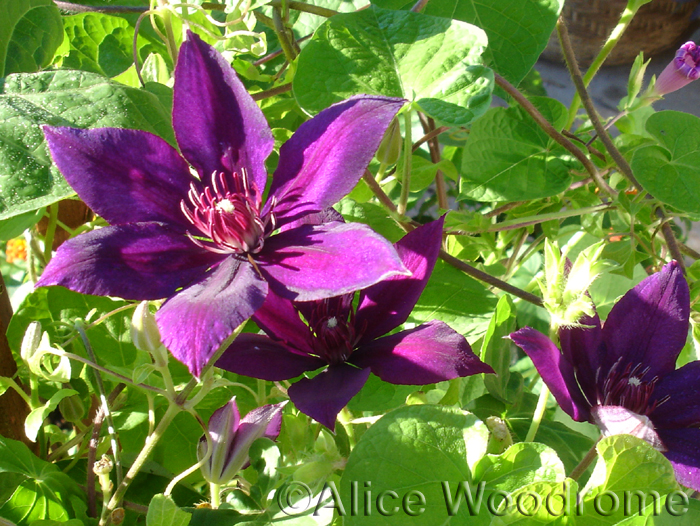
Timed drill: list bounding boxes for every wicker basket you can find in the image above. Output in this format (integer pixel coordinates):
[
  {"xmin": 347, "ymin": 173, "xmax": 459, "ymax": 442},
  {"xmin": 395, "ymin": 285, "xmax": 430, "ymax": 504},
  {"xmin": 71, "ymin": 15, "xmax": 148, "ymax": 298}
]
[{"xmin": 542, "ymin": 0, "xmax": 700, "ymax": 66}]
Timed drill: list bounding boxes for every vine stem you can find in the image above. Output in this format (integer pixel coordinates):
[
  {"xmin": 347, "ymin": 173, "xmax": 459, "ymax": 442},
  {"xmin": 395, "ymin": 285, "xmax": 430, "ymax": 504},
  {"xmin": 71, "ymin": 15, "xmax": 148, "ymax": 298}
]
[
  {"xmin": 565, "ymin": 1, "xmax": 644, "ymax": 129},
  {"xmin": 397, "ymin": 110, "xmax": 413, "ymax": 217},
  {"xmin": 418, "ymin": 113, "xmax": 449, "ymax": 211},
  {"xmin": 525, "ymin": 386, "xmax": 550, "ymax": 442},
  {"xmin": 493, "ymin": 73, "xmax": 616, "ymax": 198},
  {"xmin": 569, "ymin": 439, "xmax": 601, "ymax": 481}
]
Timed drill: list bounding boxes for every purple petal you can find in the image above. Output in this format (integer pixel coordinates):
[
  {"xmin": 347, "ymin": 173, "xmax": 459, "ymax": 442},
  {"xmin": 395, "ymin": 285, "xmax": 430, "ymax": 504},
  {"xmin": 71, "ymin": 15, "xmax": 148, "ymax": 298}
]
[
  {"xmin": 251, "ymin": 289, "xmax": 315, "ymax": 354},
  {"xmin": 356, "ymin": 217, "xmax": 444, "ymax": 343},
  {"xmin": 36, "ymin": 223, "xmax": 221, "ymax": 300},
  {"xmin": 601, "ymin": 261, "xmax": 689, "ymax": 379},
  {"xmin": 43, "ymin": 127, "xmax": 195, "ymax": 227},
  {"xmin": 266, "ymin": 95, "xmax": 405, "ymax": 227},
  {"xmin": 278, "ymin": 207, "xmax": 345, "ymax": 233},
  {"xmin": 558, "ymin": 313, "xmax": 602, "ymax": 404},
  {"xmin": 650, "ymin": 361, "xmax": 700, "ymax": 428},
  {"xmin": 216, "ymin": 333, "xmax": 324, "ymax": 381},
  {"xmin": 256, "ymin": 222, "xmax": 408, "ymax": 302},
  {"xmin": 156, "ymin": 257, "xmax": 268, "ymax": 377},
  {"xmin": 287, "ymin": 364, "xmax": 370, "ymax": 430},
  {"xmin": 174, "ymin": 32, "xmax": 273, "ymax": 195},
  {"xmin": 509, "ymin": 327, "xmax": 591, "ymax": 422},
  {"xmin": 351, "ymin": 320, "xmax": 493, "ymax": 384},
  {"xmin": 655, "ymin": 427, "xmax": 700, "ymax": 491}
]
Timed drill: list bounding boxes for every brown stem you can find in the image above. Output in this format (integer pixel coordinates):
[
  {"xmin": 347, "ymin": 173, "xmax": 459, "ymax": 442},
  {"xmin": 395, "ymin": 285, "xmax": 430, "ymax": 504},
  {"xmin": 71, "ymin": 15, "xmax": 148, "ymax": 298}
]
[
  {"xmin": 484, "ymin": 201, "xmax": 523, "ymax": 219},
  {"xmin": 362, "ymin": 170, "xmax": 399, "ymax": 214},
  {"xmin": 569, "ymin": 438, "xmax": 601, "ymax": 481},
  {"xmin": 54, "ymin": 0, "xmax": 146, "ymax": 13},
  {"xmin": 272, "ymin": 8, "xmax": 297, "ymax": 62},
  {"xmin": 412, "ymin": 125, "xmax": 451, "ymax": 152},
  {"xmin": 656, "ymin": 208, "xmax": 686, "ymax": 271},
  {"xmin": 410, "ymin": 0, "xmax": 431, "ymax": 12},
  {"xmin": 418, "ymin": 114, "xmax": 449, "ymax": 211},
  {"xmin": 269, "ymin": 0, "xmax": 338, "ymax": 17},
  {"xmin": 87, "ymin": 384, "xmax": 126, "ymax": 519},
  {"xmin": 679, "ymin": 242, "xmax": 700, "ymax": 260},
  {"xmin": 251, "ymin": 83, "xmax": 292, "ymax": 101},
  {"xmin": 253, "ymin": 34, "xmax": 312, "ymax": 66},
  {"xmin": 493, "ymin": 73, "xmax": 616, "ymax": 198}
]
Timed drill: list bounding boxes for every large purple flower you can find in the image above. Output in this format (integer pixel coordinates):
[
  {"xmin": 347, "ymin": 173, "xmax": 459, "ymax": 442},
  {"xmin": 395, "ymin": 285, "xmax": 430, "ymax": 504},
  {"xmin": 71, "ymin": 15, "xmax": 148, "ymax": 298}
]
[
  {"xmin": 509, "ymin": 262, "xmax": 700, "ymax": 490},
  {"xmin": 216, "ymin": 217, "xmax": 494, "ymax": 430},
  {"xmin": 37, "ymin": 32, "xmax": 407, "ymax": 376}
]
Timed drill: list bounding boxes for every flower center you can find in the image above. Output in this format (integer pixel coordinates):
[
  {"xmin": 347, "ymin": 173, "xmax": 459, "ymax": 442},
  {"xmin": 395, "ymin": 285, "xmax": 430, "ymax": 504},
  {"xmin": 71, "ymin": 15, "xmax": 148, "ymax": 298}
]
[
  {"xmin": 302, "ymin": 295, "xmax": 363, "ymax": 366},
  {"xmin": 597, "ymin": 360, "xmax": 664, "ymax": 415},
  {"xmin": 181, "ymin": 171, "xmax": 271, "ymax": 255}
]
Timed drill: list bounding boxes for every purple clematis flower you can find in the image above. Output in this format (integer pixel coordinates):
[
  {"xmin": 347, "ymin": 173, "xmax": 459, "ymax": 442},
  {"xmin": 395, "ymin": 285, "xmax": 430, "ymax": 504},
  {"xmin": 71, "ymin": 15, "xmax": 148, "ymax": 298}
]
[
  {"xmin": 216, "ymin": 217, "xmax": 494, "ymax": 430},
  {"xmin": 509, "ymin": 261, "xmax": 700, "ymax": 490},
  {"xmin": 37, "ymin": 32, "xmax": 408, "ymax": 376}
]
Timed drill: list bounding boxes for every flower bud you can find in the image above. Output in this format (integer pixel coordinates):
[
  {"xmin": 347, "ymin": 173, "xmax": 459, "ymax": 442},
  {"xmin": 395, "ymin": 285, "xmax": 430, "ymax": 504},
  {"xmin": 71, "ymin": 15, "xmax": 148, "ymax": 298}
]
[
  {"xmin": 653, "ymin": 41, "xmax": 700, "ymax": 96},
  {"xmin": 375, "ymin": 117, "xmax": 402, "ymax": 166},
  {"xmin": 20, "ymin": 321, "xmax": 42, "ymax": 364},
  {"xmin": 58, "ymin": 392, "xmax": 85, "ymax": 423},
  {"xmin": 198, "ymin": 397, "xmax": 285, "ymax": 485},
  {"xmin": 130, "ymin": 301, "xmax": 168, "ymax": 367}
]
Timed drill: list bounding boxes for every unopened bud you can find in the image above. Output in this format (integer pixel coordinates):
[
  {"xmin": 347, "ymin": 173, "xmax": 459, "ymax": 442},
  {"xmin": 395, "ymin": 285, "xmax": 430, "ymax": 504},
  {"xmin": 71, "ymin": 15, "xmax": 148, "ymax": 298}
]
[
  {"xmin": 375, "ymin": 117, "xmax": 402, "ymax": 166},
  {"xmin": 93, "ymin": 454, "xmax": 114, "ymax": 476},
  {"xmin": 485, "ymin": 416, "xmax": 513, "ymax": 454},
  {"xmin": 58, "ymin": 392, "xmax": 85, "ymax": 423},
  {"xmin": 20, "ymin": 322, "xmax": 42, "ymax": 364},
  {"xmin": 653, "ymin": 41, "xmax": 700, "ymax": 97},
  {"xmin": 131, "ymin": 302, "xmax": 167, "ymax": 367}
]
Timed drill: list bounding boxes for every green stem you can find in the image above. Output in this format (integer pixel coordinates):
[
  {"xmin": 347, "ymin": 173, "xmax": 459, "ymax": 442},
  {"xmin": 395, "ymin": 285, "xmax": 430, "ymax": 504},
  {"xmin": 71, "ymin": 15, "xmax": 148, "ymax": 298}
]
[
  {"xmin": 569, "ymin": 438, "xmax": 601, "ymax": 481},
  {"xmin": 273, "ymin": 8, "xmax": 296, "ymax": 63},
  {"xmin": 338, "ymin": 408, "xmax": 356, "ymax": 449},
  {"xmin": 268, "ymin": 0, "xmax": 337, "ymax": 17},
  {"xmin": 565, "ymin": 3, "xmax": 642, "ymax": 129},
  {"xmin": 4, "ymin": 377, "xmax": 33, "ymax": 407},
  {"xmin": 525, "ymin": 385, "xmax": 550, "ymax": 442},
  {"xmin": 43, "ymin": 204, "xmax": 59, "ymax": 264},
  {"xmin": 397, "ymin": 110, "xmax": 413, "ymax": 217},
  {"xmin": 210, "ymin": 483, "xmax": 221, "ymax": 508}
]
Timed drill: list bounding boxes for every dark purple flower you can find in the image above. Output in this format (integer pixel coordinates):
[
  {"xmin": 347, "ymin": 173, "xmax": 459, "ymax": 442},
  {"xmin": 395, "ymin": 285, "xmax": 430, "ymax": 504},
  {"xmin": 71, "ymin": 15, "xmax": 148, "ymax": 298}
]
[
  {"xmin": 654, "ymin": 41, "xmax": 700, "ymax": 96},
  {"xmin": 509, "ymin": 262, "xmax": 700, "ymax": 490},
  {"xmin": 198, "ymin": 397, "xmax": 285, "ymax": 485},
  {"xmin": 216, "ymin": 217, "xmax": 494, "ymax": 430},
  {"xmin": 37, "ymin": 32, "xmax": 408, "ymax": 376}
]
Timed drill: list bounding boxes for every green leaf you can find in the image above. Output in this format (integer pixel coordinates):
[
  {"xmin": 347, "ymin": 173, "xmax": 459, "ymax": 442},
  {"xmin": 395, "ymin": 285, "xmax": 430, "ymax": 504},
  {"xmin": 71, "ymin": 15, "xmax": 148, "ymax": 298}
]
[
  {"xmin": 7, "ymin": 287, "xmax": 142, "ymax": 373},
  {"xmin": 0, "ymin": 436, "xmax": 85, "ymax": 525},
  {"xmin": 340, "ymin": 405, "xmax": 489, "ymax": 525},
  {"xmin": 489, "ymin": 479, "xmax": 579, "ymax": 525},
  {"xmin": 0, "ymin": 0, "xmax": 63, "ymax": 76},
  {"xmin": 480, "ymin": 296, "xmax": 516, "ymax": 402},
  {"xmin": 294, "ymin": 6, "xmax": 493, "ymax": 127},
  {"xmin": 62, "ymin": 13, "xmax": 158, "ymax": 78},
  {"xmin": 372, "ymin": 0, "xmax": 564, "ymax": 87},
  {"xmin": 0, "ymin": 69, "xmax": 173, "ymax": 220},
  {"xmin": 147, "ymin": 494, "xmax": 192, "ymax": 526},
  {"xmin": 347, "ymin": 373, "xmax": 416, "ymax": 412},
  {"xmin": 632, "ymin": 111, "xmax": 700, "ymax": 214},
  {"xmin": 0, "ymin": 208, "xmax": 42, "ymax": 240},
  {"xmin": 408, "ymin": 259, "xmax": 498, "ymax": 341},
  {"xmin": 25, "ymin": 388, "xmax": 78, "ymax": 442},
  {"xmin": 473, "ymin": 442, "xmax": 565, "ymax": 492},
  {"xmin": 335, "ymin": 199, "xmax": 406, "ymax": 243},
  {"xmin": 459, "ymin": 97, "xmax": 576, "ymax": 202}
]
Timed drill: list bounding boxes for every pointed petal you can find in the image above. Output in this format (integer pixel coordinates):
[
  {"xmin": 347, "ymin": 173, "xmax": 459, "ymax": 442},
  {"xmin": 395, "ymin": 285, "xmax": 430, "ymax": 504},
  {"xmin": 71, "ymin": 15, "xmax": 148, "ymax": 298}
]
[
  {"xmin": 36, "ymin": 223, "xmax": 221, "ymax": 300},
  {"xmin": 655, "ymin": 427, "xmax": 700, "ymax": 491},
  {"xmin": 351, "ymin": 320, "xmax": 493, "ymax": 385},
  {"xmin": 601, "ymin": 261, "xmax": 689, "ymax": 379},
  {"xmin": 256, "ymin": 222, "xmax": 408, "ymax": 302},
  {"xmin": 509, "ymin": 327, "xmax": 591, "ymax": 422},
  {"xmin": 216, "ymin": 333, "xmax": 324, "ymax": 381},
  {"xmin": 156, "ymin": 257, "xmax": 268, "ymax": 377},
  {"xmin": 43, "ymin": 127, "xmax": 195, "ymax": 227},
  {"xmin": 174, "ymin": 32, "xmax": 273, "ymax": 195},
  {"xmin": 199, "ymin": 397, "xmax": 241, "ymax": 484},
  {"xmin": 356, "ymin": 217, "xmax": 444, "ymax": 343},
  {"xmin": 650, "ymin": 361, "xmax": 700, "ymax": 428},
  {"xmin": 278, "ymin": 207, "xmax": 345, "ymax": 233},
  {"xmin": 266, "ymin": 95, "xmax": 404, "ymax": 227},
  {"xmin": 558, "ymin": 313, "xmax": 602, "ymax": 402},
  {"xmin": 252, "ymin": 289, "xmax": 315, "ymax": 354},
  {"xmin": 287, "ymin": 364, "xmax": 370, "ymax": 430}
]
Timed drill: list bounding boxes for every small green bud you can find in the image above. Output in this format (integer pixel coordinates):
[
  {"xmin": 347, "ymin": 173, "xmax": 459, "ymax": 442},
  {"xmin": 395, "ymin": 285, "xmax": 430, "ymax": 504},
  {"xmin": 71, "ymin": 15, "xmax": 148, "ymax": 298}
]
[
  {"xmin": 485, "ymin": 416, "xmax": 513, "ymax": 454},
  {"xmin": 20, "ymin": 322, "xmax": 42, "ymax": 364},
  {"xmin": 93, "ymin": 454, "xmax": 114, "ymax": 476},
  {"xmin": 131, "ymin": 301, "xmax": 168, "ymax": 367},
  {"xmin": 375, "ymin": 117, "xmax": 402, "ymax": 166},
  {"xmin": 627, "ymin": 52, "xmax": 650, "ymax": 103},
  {"xmin": 58, "ymin": 392, "xmax": 85, "ymax": 424}
]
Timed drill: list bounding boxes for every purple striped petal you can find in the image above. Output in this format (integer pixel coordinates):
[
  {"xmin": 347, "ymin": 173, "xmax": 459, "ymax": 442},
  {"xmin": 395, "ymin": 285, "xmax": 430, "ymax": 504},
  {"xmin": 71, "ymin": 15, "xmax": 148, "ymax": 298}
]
[
  {"xmin": 650, "ymin": 361, "xmax": 700, "ymax": 428},
  {"xmin": 558, "ymin": 313, "xmax": 602, "ymax": 403},
  {"xmin": 356, "ymin": 217, "xmax": 444, "ymax": 343},
  {"xmin": 509, "ymin": 327, "xmax": 591, "ymax": 422},
  {"xmin": 156, "ymin": 257, "xmax": 268, "ymax": 377},
  {"xmin": 256, "ymin": 222, "xmax": 408, "ymax": 302},
  {"xmin": 655, "ymin": 427, "xmax": 700, "ymax": 491},
  {"xmin": 43, "ymin": 127, "xmax": 195, "ymax": 228},
  {"xmin": 265, "ymin": 95, "xmax": 405, "ymax": 227},
  {"xmin": 351, "ymin": 320, "xmax": 493, "ymax": 384},
  {"xmin": 287, "ymin": 364, "xmax": 370, "ymax": 431},
  {"xmin": 252, "ymin": 289, "xmax": 315, "ymax": 354},
  {"xmin": 36, "ymin": 223, "xmax": 221, "ymax": 300},
  {"xmin": 601, "ymin": 261, "xmax": 689, "ymax": 379},
  {"xmin": 174, "ymin": 32, "xmax": 273, "ymax": 196},
  {"xmin": 216, "ymin": 333, "xmax": 324, "ymax": 381}
]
